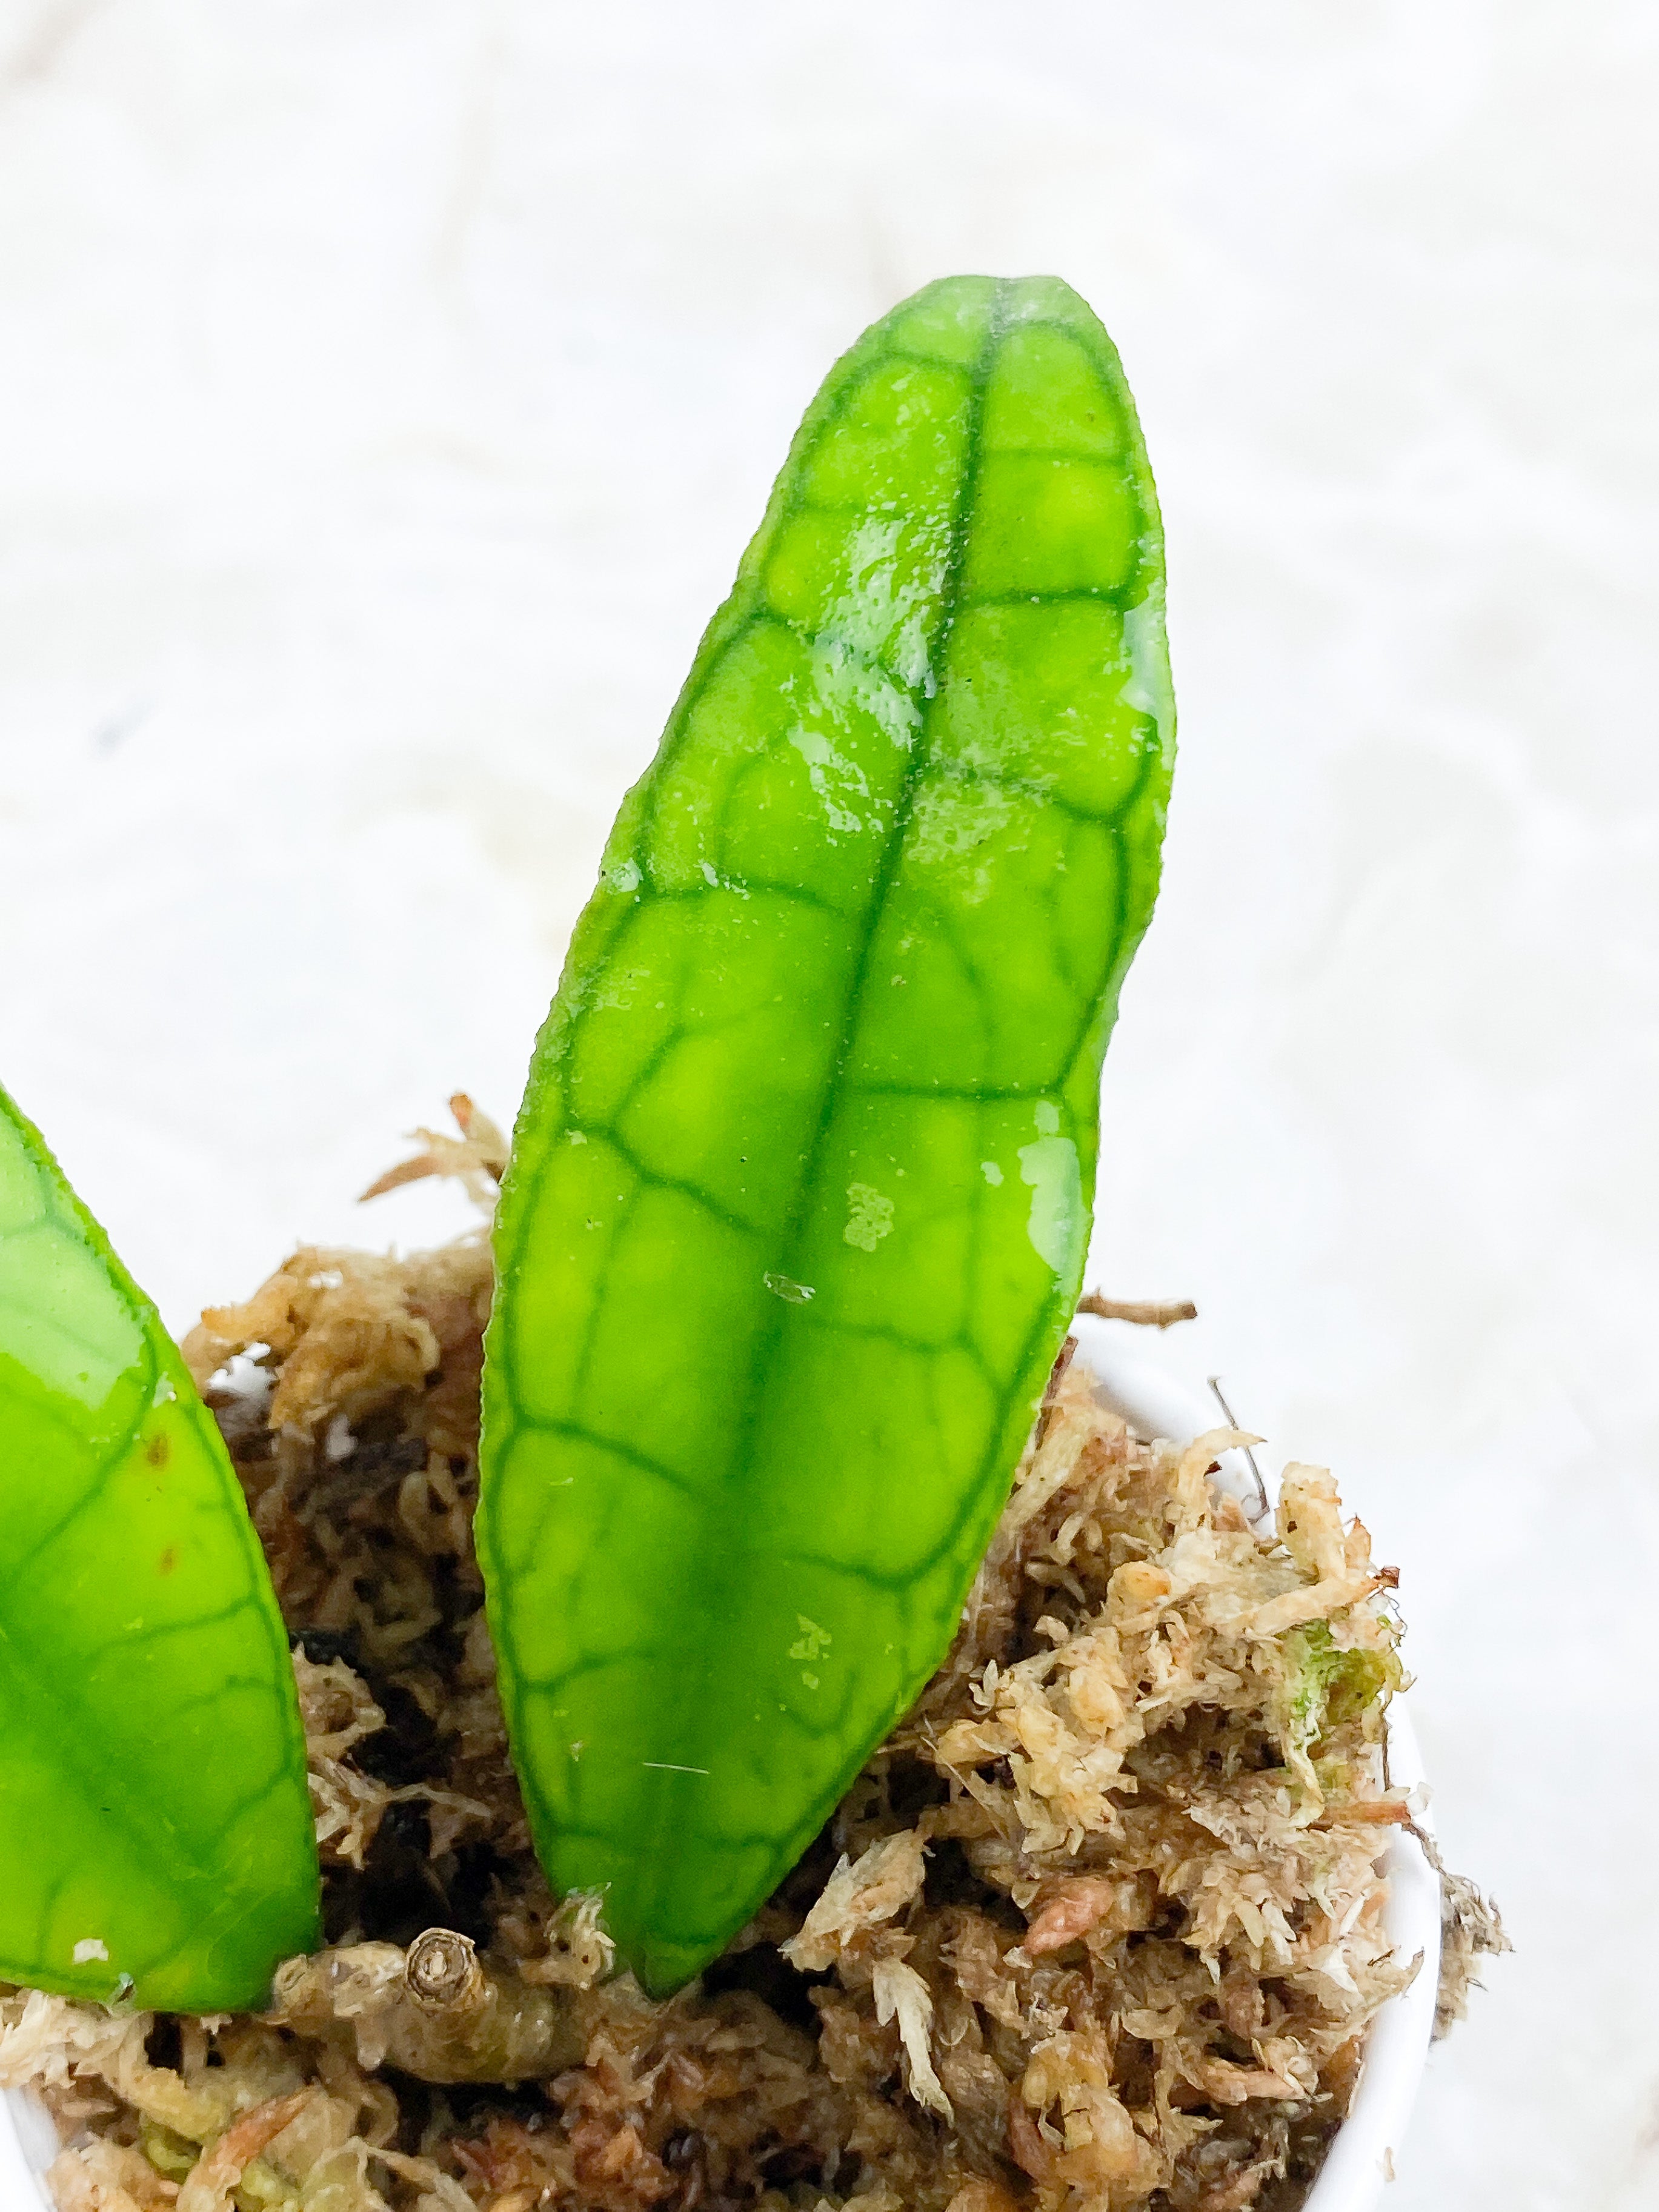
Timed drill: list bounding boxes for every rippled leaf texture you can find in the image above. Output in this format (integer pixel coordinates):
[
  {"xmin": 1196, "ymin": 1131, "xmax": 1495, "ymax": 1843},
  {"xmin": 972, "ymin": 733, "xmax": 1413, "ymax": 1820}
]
[
  {"xmin": 481, "ymin": 275, "xmax": 1174, "ymax": 1993},
  {"xmin": 0, "ymin": 1088, "xmax": 319, "ymax": 2010}
]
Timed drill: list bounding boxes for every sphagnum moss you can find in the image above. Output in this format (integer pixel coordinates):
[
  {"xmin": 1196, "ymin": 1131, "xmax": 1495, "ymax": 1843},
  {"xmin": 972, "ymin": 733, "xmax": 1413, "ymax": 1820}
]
[{"xmin": 2, "ymin": 1212, "xmax": 1492, "ymax": 2212}]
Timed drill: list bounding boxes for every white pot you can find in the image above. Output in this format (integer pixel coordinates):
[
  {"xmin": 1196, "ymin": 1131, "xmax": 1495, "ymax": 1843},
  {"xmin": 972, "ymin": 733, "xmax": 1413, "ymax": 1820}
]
[
  {"xmin": 0, "ymin": 1324, "xmax": 1438, "ymax": 2212},
  {"xmin": 0, "ymin": 2090, "xmax": 52, "ymax": 2212},
  {"xmin": 1076, "ymin": 1322, "xmax": 1440, "ymax": 2212}
]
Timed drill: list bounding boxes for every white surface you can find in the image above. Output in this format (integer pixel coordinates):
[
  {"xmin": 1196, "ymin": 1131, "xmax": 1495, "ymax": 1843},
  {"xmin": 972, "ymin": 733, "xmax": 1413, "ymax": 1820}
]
[
  {"xmin": 0, "ymin": 2, "xmax": 1652, "ymax": 2204},
  {"xmin": 1, "ymin": 1330, "xmax": 1440, "ymax": 2212}
]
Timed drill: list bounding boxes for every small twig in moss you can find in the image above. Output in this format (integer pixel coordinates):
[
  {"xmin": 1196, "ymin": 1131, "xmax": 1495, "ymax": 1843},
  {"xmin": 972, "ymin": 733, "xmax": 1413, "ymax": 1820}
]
[
  {"xmin": 270, "ymin": 1930, "xmax": 589, "ymax": 2083},
  {"xmin": 1077, "ymin": 1292, "xmax": 1197, "ymax": 1329}
]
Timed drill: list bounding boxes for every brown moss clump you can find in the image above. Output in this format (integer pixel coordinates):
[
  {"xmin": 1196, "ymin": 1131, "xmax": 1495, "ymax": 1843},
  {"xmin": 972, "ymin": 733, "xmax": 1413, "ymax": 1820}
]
[{"xmin": 1, "ymin": 1142, "xmax": 1495, "ymax": 2212}]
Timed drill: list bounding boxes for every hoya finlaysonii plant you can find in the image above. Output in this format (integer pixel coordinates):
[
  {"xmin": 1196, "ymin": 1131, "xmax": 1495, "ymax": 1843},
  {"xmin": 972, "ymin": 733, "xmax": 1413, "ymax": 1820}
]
[
  {"xmin": 0, "ymin": 273, "xmax": 1171, "ymax": 2013},
  {"xmin": 479, "ymin": 273, "xmax": 1172, "ymax": 1995}
]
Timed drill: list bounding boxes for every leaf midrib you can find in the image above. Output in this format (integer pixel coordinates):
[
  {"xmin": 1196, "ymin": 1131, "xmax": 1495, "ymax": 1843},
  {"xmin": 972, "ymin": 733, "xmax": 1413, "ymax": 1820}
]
[{"xmin": 622, "ymin": 285, "xmax": 1017, "ymax": 1907}]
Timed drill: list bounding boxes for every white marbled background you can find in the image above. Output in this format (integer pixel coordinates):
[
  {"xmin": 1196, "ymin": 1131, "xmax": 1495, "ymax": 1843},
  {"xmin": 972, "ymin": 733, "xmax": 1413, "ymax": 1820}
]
[{"xmin": 1, "ymin": 2, "xmax": 1654, "ymax": 2203}]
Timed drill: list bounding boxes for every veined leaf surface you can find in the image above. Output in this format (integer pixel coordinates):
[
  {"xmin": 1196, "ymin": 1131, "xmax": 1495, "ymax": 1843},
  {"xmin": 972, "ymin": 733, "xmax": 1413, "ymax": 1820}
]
[
  {"xmin": 0, "ymin": 1088, "xmax": 319, "ymax": 2010},
  {"xmin": 480, "ymin": 274, "xmax": 1174, "ymax": 1993}
]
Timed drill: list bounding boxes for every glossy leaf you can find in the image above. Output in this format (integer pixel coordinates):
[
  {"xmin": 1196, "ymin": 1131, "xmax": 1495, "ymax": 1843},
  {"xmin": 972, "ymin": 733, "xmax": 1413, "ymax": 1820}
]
[
  {"xmin": 480, "ymin": 274, "xmax": 1174, "ymax": 1993},
  {"xmin": 0, "ymin": 1086, "xmax": 319, "ymax": 2010}
]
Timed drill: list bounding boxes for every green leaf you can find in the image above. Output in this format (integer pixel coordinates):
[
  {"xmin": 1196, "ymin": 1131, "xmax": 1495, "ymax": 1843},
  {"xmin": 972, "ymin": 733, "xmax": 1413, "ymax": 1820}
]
[
  {"xmin": 0, "ymin": 1086, "xmax": 319, "ymax": 2010},
  {"xmin": 479, "ymin": 274, "xmax": 1174, "ymax": 1994}
]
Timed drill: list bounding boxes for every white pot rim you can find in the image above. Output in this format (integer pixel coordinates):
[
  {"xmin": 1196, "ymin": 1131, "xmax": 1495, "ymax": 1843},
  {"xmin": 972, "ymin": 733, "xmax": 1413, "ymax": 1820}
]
[{"xmin": 1, "ymin": 1322, "xmax": 1439, "ymax": 2212}]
